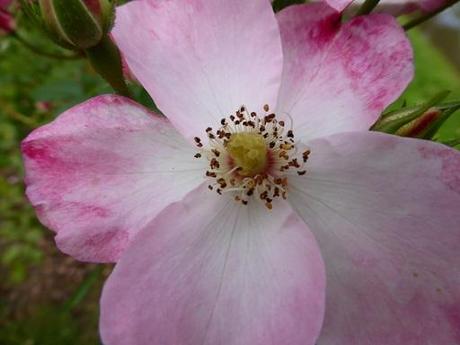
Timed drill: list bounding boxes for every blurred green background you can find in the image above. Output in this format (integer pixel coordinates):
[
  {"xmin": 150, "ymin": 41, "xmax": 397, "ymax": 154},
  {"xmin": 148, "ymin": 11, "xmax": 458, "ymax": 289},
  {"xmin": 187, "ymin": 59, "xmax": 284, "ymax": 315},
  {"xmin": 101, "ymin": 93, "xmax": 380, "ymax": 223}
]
[{"xmin": 1, "ymin": 4, "xmax": 460, "ymax": 345}]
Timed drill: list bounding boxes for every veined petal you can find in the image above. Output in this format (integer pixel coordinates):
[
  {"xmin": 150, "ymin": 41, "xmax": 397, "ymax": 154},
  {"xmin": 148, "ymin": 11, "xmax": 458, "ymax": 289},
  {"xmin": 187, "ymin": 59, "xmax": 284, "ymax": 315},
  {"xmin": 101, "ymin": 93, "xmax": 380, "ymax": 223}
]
[
  {"xmin": 22, "ymin": 95, "xmax": 204, "ymax": 263},
  {"xmin": 112, "ymin": 0, "xmax": 283, "ymax": 141},
  {"xmin": 288, "ymin": 132, "xmax": 460, "ymax": 344},
  {"xmin": 276, "ymin": 6, "xmax": 413, "ymax": 141},
  {"xmin": 100, "ymin": 184, "xmax": 325, "ymax": 345}
]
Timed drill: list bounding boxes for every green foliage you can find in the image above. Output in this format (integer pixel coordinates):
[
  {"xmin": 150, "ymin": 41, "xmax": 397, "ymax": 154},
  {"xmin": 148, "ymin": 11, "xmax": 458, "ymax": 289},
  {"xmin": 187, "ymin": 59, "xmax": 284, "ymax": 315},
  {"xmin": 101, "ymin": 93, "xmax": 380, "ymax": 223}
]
[{"xmin": 391, "ymin": 29, "xmax": 460, "ymax": 140}]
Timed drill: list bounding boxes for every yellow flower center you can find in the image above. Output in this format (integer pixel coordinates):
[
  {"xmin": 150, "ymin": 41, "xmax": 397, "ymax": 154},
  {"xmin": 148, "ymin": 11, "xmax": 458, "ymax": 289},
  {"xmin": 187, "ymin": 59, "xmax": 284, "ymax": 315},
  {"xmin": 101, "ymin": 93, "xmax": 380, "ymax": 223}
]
[
  {"xmin": 226, "ymin": 132, "xmax": 268, "ymax": 177},
  {"xmin": 193, "ymin": 104, "xmax": 310, "ymax": 209}
]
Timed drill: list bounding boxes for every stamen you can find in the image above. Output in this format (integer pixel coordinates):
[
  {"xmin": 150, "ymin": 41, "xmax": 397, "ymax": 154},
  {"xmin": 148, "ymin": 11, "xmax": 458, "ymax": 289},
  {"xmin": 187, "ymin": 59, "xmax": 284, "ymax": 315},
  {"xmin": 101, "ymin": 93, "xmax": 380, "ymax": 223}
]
[{"xmin": 194, "ymin": 105, "xmax": 310, "ymax": 209}]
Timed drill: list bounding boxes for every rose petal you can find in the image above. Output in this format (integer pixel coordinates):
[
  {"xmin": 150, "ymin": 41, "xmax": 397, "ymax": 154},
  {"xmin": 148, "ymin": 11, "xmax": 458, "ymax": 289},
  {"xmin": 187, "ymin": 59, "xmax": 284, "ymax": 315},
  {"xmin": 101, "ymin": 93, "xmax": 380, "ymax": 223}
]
[
  {"xmin": 288, "ymin": 131, "xmax": 460, "ymax": 344},
  {"xmin": 112, "ymin": 0, "xmax": 283, "ymax": 141},
  {"xmin": 323, "ymin": 0, "xmax": 352, "ymax": 12},
  {"xmin": 276, "ymin": 6, "xmax": 413, "ymax": 141},
  {"xmin": 22, "ymin": 95, "xmax": 204, "ymax": 262},
  {"xmin": 100, "ymin": 184, "xmax": 325, "ymax": 345}
]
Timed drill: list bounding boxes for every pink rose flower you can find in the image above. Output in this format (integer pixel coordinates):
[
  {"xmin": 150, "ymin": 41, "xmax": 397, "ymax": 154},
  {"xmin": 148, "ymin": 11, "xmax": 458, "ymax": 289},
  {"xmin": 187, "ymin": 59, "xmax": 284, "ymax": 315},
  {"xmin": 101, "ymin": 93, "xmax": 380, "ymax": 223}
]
[
  {"xmin": 325, "ymin": 0, "xmax": 447, "ymax": 13},
  {"xmin": 22, "ymin": 1, "xmax": 460, "ymax": 344}
]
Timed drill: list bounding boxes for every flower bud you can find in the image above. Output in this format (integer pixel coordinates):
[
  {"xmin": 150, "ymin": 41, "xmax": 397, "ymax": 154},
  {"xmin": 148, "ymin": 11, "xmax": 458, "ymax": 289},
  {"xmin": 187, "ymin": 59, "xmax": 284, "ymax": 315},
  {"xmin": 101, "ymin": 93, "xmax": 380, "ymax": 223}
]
[
  {"xmin": 371, "ymin": 92, "xmax": 460, "ymax": 140},
  {"xmin": 394, "ymin": 108, "xmax": 442, "ymax": 138},
  {"xmin": 38, "ymin": 0, "xmax": 114, "ymax": 50}
]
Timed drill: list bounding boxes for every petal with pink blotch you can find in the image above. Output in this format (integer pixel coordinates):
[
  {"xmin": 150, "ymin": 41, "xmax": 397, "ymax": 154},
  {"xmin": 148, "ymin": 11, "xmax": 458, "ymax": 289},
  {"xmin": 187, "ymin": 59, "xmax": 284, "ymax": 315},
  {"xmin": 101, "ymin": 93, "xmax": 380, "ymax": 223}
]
[
  {"xmin": 288, "ymin": 131, "xmax": 460, "ymax": 344},
  {"xmin": 22, "ymin": 95, "xmax": 204, "ymax": 263},
  {"xmin": 276, "ymin": 5, "xmax": 413, "ymax": 141},
  {"xmin": 100, "ymin": 184, "xmax": 325, "ymax": 345},
  {"xmin": 112, "ymin": 0, "xmax": 283, "ymax": 141}
]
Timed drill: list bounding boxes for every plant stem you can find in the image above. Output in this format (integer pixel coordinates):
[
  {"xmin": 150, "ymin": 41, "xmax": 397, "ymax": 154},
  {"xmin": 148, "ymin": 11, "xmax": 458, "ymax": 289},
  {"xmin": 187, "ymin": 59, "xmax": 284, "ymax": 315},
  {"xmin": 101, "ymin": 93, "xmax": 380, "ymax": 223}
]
[
  {"xmin": 85, "ymin": 35, "xmax": 131, "ymax": 97},
  {"xmin": 403, "ymin": 0, "xmax": 460, "ymax": 31},
  {"xmin": 12, "ymin": 33, "xmax": 81, "ymax": 60},
  {"xmin": 355, "ymin": 0, "xmax": 381, "ymax": 15}
]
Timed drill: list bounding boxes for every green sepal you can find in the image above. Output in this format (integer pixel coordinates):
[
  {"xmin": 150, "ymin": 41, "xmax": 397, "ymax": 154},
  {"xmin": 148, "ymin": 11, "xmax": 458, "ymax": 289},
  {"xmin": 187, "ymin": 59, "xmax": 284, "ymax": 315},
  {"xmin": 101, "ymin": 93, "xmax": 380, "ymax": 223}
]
[{"xmin": 371, "ymin": 91, "xmax": 450, "ymax": 134}]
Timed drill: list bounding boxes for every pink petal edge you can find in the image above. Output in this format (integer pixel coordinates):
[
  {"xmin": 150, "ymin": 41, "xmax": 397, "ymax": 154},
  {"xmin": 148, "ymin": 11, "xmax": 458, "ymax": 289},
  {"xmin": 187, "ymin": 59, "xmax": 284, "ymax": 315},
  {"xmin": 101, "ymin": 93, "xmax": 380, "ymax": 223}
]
[
  {"xmin": 112, "ymin": 0, "xmax": 283, "ymax": 142},
  {"xmin": 276, "ymin": 6, "xmax": 413, "ymax": 141},
  {"xmin": 289, "ymin": 131, "xmax": 460, "ymax": 344},
  {"xmin": 22, "ymin": 95, "xmax": 204, "ymax": 262},
  {"xmin": 100, "ymin": 184, "xmax": 326, "ymax": 345}
]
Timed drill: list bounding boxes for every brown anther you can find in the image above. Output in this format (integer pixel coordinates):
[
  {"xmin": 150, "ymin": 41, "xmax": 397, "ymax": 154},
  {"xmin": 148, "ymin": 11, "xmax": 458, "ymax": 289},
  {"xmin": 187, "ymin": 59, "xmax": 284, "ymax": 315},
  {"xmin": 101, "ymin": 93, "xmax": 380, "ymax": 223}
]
[
  {"xmin": 279, "ymin": 151, "xmax": 289, "ymax": 160},
  {"xmin": 263, "ymin": 104, "xmax": 269, "ymax": 112},
  {"xmin": 208, "ymin": 185, "xmax": 213, "ymax": 190},
  {"xmin": 302, "ymin": 150, "xmax": 311, "ymax": 162},
  {"xmin": 206, "ymin": 171, "xmax": 217, "ymax": 178},
  {"xmin": 194, "ymin": 137, "xmax": 201, "ymax": 143},
  {"xmin": 280, "ymin": 143, "xmax": 293, "ymax": 150},
  {"xmin": 210, "ymin": 158, "xmax": 220, "ymax": 169},
  {"xmin": 206, "ymin": 127, "xmax": 212, "ymax": 132},
  {"xmin": 264, "ymin": 114, "xmax": 275, "ymax": 123},
  {"xmin": 212, "ymin": 149, "xmax": 221, "ymax": 157},
  {"xmin": 242, "ymin": 200, "xmax": 248, "ymax": 205},
  {"xmin": 250, "ymin": 112, "xmax": 257, "ymax": 117},
  {"xmin": 297, "ymin": 170, "xmax": 307, "ymax": 176},
  {"xmin": 269, "ymin": 142, "xmax": 276, "ymax": 149},
  {"xmin": 221, "ymin": 118, "xmax": 227, "ymax": 125},
  {"xmin": 287, "ymin": 130, "xmax": 294, "ymax": 138},
  {"xmin": 208, "ymin": 133, "xmax": 215, "ymax": 139},
  {"xmin": 230, "ymin": 115, "xmax": 235, "ymax": 121},
  {"xmin": 279, "ymin": 121, "xmax": 285, "ymax": 127},
  {"xmin": 217, "ymin": 189, "xmax": 222, "ymax": 195},
  {"xmin": 265, "ymin": 202, "xmax": 273, "ymax": 210},
  {"xmin": 289, "ymin": 159, "xmax": 300, "ymax": 168},
  {"xmin": 194, "ymin": 153, "xmax": 202, "ymax": 158}
]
